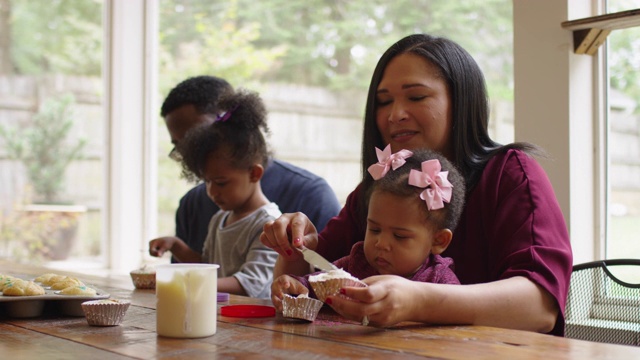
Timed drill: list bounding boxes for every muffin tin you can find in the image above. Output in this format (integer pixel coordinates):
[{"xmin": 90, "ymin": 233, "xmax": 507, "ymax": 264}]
[{"xmin": 0, "ymin": 283, "xmax": 109, "ymax": 318}]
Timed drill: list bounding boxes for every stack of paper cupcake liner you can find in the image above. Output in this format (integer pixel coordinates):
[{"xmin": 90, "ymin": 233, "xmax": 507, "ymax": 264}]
[
  {"xmin": 309, "ymin": 278, "xmax": 367, "ymax": 303},
  {"xmin": 282, "ymin": 294, "xmax": 324, "ymax": 322}
]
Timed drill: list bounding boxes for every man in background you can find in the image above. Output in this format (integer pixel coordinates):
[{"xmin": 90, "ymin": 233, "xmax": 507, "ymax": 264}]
[{"xmin": 152, "ymin": 75, "xmax": 341, "ymax": 261}]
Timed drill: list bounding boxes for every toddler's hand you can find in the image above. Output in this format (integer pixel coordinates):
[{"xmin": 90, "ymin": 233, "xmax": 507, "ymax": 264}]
[
  {"xmin": 270, "ymin": 275, "xmax": 308, "ymax": 311},
  {"xmin": 148, "ymin": 236, "xmax": 177, "ymax": 257}
]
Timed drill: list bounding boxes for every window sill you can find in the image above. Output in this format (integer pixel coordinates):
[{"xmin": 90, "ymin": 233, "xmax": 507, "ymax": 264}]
[{"xmin": 562, "ymin": 8, "xmax": 640, "ymax": 55}]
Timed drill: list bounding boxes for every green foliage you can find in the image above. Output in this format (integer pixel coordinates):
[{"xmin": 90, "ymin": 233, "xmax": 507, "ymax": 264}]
[
  {"xmin": 5, "ymin": 0, "xmax": 517, "ymax": 101},
  {"xmin": 609, "ymin": 27, "xmax": 640, "ymax": 114},
  {"xmin": 157, "ymin": 0, "xmax": 514, "ymax": 97},
  {"xmin": 0, "ymin": 94, "xmax": 86, "ymax": 203},
  {"xmin": 9, "ymin": 0, "xmax": 102, "ymax": 76},
  {"xmin": 158, "ymin": 0, "xmax": 287, "ymax": 92},
  {"xmin": 5, "ymin": 0, "xmax": 640, "ymax": 109}
]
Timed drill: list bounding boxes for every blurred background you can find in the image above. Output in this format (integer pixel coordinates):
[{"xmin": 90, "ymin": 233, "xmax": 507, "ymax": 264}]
[{"xmin": 0, "ymin": 0, "xmax": 639, "ymax": 280}]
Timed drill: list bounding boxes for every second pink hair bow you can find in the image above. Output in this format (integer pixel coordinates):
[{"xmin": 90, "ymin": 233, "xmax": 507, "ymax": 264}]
[
  {"xmin": 408, "ymin": 159, "xmax": 453, "ymax": 210},
  {"xmin": 367, "ymin": 145, "xmax": 413, "ymax": 180}
]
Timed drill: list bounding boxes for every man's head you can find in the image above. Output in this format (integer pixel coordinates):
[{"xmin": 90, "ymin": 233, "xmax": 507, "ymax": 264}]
[{"xmin": 161, "ymin": 76, "xmax": 233, "ymax": 158}]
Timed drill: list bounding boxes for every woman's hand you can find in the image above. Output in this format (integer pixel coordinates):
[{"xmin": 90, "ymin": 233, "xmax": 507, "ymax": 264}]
[
  {"xmin": 260, "ymin": 212, "xmax": 319, "ymax": 261},
  {"xmin": 325, "ymin": 275, "xmax": 422, "ymax": 327},
  {"xmin": 270, "ymin": 275, "xmax": 309, "ymax": 311},
  {"xmin": 326, "ymin": 275, "xmax": 558, "ymax": 333}
]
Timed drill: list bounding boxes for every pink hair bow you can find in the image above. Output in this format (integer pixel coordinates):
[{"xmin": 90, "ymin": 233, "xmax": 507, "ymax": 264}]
[
  {"xmin": 367, "ymin": 145, "xmax": 413, "ymax": 180},
  {"xmin": 408, "ymin": 159, "xmax": 453, "ymax": 210}
]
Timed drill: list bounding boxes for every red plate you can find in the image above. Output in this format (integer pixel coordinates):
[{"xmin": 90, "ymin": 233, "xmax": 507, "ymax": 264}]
[{"xmin": 220, "ymin": 305, "xmax": 275, "ymax": 318}]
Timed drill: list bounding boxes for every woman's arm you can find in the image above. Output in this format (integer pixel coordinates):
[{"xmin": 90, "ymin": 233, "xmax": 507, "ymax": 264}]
[
  {"xmin": 328, "ymin": 275, "xmax": 557, "ymax": 333},
  {"xmin": 262, "ymin": 186, "xmax": 367, "ymax": 278}
]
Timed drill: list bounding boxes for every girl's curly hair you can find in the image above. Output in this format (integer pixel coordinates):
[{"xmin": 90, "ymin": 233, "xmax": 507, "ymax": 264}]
[{"xmin": 176, "ymin": 88, "xmax": 272, "ymax": 182}]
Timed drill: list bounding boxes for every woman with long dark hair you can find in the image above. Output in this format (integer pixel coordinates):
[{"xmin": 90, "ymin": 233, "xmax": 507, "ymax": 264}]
[{"xmin": 261, "ymin": 34, "xmax": 572, "ymax": 335}]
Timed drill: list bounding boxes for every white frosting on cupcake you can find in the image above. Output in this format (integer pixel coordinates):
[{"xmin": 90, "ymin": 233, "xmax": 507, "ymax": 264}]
[
  {"xmin": 131, "ymin": 264, "xmax": 155, "ymax": 274},
  {"xmin": 308, "ymin": 269, "xmax": 366, "ymax": 303},
  {"xmin": 308, "ymin": 268, "xmax": 359, "ymax": 282}
]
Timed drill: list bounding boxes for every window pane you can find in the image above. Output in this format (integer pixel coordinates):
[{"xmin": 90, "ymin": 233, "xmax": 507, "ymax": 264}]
[
  {"xmin": 607, "ymin": 63, "xmax": 640, "ymax": 262},
  {"xmin": 155, "ymin": 0, "xmax": 514, "ymax": 251},
  {"xmin": 607, "ymin": 0, "xmax": 640, "ymax": 277},
  {"xmin": 0, "ymin": 0, "xmax": 105, "ymax": 268}
]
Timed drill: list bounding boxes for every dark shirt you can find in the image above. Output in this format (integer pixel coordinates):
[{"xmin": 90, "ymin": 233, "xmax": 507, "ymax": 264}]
[{"xmin": 175, "ymin": 158, "xmax": 341, "ymax": 257}]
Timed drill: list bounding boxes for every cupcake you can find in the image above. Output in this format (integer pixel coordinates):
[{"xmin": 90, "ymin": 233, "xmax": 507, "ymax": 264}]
[
  {"xmin": 81, "ymin": 299, "xmax": 130, "ymax": 326},
  {"xmin": 50, "ymin": 277, "xmax": 84, "ymax": 290},
  {"xmin": 0, "ymin": 274, "xmax": 17, "ymax": 291},
  {"xmin": 41, "ymin": 274, "xmax": 68, "ymax": 287},
  {"xmin": 34, "ymin": 273, "xmax": 58, "ymax": 285},
  {"xmin": 308, "ymin": 269, "xmax": 367, "ymax": 303},
  {"xmin": 58, "ymin": 285, "xmax": 97, "ymax": 296},
  {"xmin": 129, "ymin": 265, "xmax": 156, "ymax": 289},
  {"xmin": 2, "ymin": 279, "xmax": 45, "ymax": 296},
  {"xmin": 282, "ymin": 294, "xmax": 323, "ymax": 322}
]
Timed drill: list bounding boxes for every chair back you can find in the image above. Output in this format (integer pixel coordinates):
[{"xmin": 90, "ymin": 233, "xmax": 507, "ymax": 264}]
[{"xmin": 566, "ymin": 259, "xmax": 640, "ymax": 345}]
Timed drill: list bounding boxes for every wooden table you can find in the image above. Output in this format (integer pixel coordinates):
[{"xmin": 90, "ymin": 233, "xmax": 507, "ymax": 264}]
[{"xmin": 2, "ymin": 270, "xmax": 640, "ymax": 359}]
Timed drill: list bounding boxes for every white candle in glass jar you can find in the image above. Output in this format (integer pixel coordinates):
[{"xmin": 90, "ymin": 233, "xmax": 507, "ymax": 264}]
[{"xmin": 156, "ymin": 264, "xmax": 219, "ymax": 338}]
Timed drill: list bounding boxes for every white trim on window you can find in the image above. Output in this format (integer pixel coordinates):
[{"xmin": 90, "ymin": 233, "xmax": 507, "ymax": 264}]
[
  {"xmin": 143, "ymin": 0, "xmax": 159, "ymax": 271},
  {"xmin": 103, "ymin": 0, "xmax": 158, "ymax": 273}
]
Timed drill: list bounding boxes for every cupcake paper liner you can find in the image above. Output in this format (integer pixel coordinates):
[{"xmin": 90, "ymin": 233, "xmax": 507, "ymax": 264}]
[
  {"xmin": 309, "ymin": 278, "xmax": 367, "ymax": 303},
  {"xmin": 282, "ymin": 294, "xmax": 323, "ymax": 322},
  {"xmin": 82, "ymin": 299, "xmax": 130, "ymax": 326},
  {"xmin": 129, "ymin": 272, "xmax": 156, "ymax": 289}
]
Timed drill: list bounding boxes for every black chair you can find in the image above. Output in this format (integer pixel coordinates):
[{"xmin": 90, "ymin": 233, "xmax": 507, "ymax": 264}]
[{"xmin": 565, "ymin": 259, "xmax": 640, "ymax": 346}]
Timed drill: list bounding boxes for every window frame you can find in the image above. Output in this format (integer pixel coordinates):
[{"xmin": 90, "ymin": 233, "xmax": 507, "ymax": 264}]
[
  {"xmin": 100, "ymin": 0, "xmax": 607, "ymax": 274},
  {"xmin": 515, "ymin": 0, "xmax": 640, "ymax": 326},
  {"xmin": 103, "ymin": 0, "xmax": 159, "ymax": 273}
]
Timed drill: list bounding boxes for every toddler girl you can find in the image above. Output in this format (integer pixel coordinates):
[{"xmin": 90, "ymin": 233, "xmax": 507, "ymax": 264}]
[
  {"xmin": 149, "ymin": 89, "xmax": 281, "ymax": 299},
  {"xmin": 271, "ymin": 148, "xmax": 465, "ymax": 307}
]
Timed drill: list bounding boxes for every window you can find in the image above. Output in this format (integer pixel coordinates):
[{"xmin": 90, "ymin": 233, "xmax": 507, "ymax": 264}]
[
  {"xmin": 153, "ymin": 0, "xmax": 515, "ymax": 262},
  {"xmin": 606, "ymin": 0, "xmax": 640, "ymax": 281},
  {"xmin": 1, "ymin": 0, "xmax": 516, "ymax": 275},
  {"xmin": 0, "ymin": 0, "xmax": 106, "ymax": 269},
  {"xmin": 553, "ymin": 0, "xmax": 640, "ymax": 268},
  {"xmin": 558, "ymin": 0, "xmax": 640, "ymax": 334}
]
